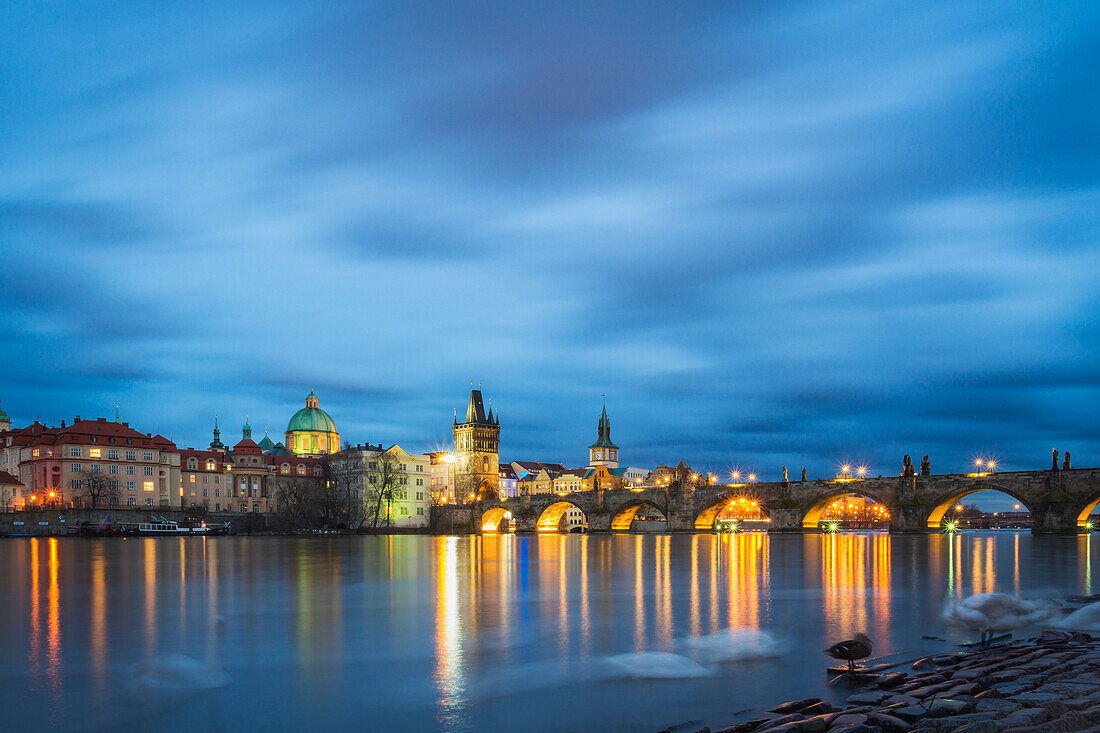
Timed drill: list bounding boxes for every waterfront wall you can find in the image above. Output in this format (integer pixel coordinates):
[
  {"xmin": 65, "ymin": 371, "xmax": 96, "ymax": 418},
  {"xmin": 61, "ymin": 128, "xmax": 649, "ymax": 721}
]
[{"xmin": 0, "ymin": 508, "xmax": 267, "ymax": 536}]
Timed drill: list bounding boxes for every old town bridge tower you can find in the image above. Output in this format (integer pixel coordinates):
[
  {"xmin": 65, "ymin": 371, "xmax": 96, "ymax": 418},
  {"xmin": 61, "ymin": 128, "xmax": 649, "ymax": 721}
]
[{"xmin": 453, "ymin": 388, "xmax": 500, "ymax": 501}]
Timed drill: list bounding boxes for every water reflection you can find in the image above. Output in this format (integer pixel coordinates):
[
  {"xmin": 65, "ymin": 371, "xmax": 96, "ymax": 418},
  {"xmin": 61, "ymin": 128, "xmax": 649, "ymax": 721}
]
[{"xmin": 6, "ymin": 533, "xmax": 1100, "ymax": 733}]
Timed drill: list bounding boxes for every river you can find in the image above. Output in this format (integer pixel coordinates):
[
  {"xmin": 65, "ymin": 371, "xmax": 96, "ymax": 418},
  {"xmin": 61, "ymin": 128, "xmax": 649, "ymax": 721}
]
[{"xmin": 0, "ymin": 532, "xmax": 1095, "ymax": 731}]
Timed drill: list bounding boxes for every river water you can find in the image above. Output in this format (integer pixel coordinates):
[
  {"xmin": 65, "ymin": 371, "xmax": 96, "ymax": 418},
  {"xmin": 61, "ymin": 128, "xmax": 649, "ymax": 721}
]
[{"xmin": 1, "ymin": 532, "xmax": 1095, "ymax": 731}]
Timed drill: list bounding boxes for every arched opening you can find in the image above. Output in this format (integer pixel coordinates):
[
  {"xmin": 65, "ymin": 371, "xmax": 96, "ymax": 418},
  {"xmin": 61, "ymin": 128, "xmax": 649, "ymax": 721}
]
[
  {"xmin": 1076, "ymin": 498, "xmax": 1100, "ymax": 531},
  {"xmin": 926, "ymin": 487, "xmax": 1032, "ymax": 530},
  {"xmin": 802, "ymin": 491, "xmax": 889, "ymax": 530},
  {"xmin": 481, "ymin": 507, "xmax": 513, "ymax": 532},
  {"xmin": 536, "ymin": 501, "xmax": 587, "ymax": 533},
  {"xmin": 610, "ymin": 502, "xmax": 667, "ymax": 532},
  {"xmin": 694, "ymin": 494, "xmax": 769, "ymax": 531}
]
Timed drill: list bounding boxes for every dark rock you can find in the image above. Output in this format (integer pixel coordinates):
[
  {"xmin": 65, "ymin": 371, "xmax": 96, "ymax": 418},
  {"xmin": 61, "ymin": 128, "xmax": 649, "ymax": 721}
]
[
  {"xmin": 864, "ymin": 712, "xmax": 910, "ymax": 731},
  {"xmin": 997, "ymin": 707, "xmax": 1050, "ymax": 728},
  {"xmin": 928, "ymin": 698, "xmax": 973, "ymax": 715},
  {"xmin": 831, "ymin": 714, "xmax": 868, "ymax": 727},
  {"xmin": 757, "ymin": 714, "xmax": 805, "ymax": 731},
  {"xmin": 975, "ymin": 698, "xmax": 1020, "ymax": 714},
  {"xmin": 770, "ymin": 699, "xmax": 822, "ymax": 715},
  {"xmin": 972, "ymin": 689, "xmax": 1001, "ymax": 701}
]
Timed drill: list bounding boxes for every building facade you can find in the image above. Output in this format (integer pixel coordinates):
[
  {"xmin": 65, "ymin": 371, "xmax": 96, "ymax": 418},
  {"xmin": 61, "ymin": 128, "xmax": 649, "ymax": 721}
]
[
  {"xmin": 180, "ymin": 420, "xmax": 322, "ymax": 512},
  {"xmin": 0, "ymin": 415, "xmax": 180, "ymax": 509},
  {"xmin": 428, "ymin": 451, "xmax": 456, "ymax": 504},
  {"xmin": 334, "ymin": 444, "xmax": 430, "ymax": 528},
  {"xmin": 453, "ymin": 389, "xmax": 500, "ymax": 501}
]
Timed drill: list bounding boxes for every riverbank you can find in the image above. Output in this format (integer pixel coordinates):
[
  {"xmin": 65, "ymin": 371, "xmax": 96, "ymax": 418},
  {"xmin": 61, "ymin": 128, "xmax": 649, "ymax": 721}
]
[{"xmin": 692, "ymin": 631, "xmax": 1100, "ymax": 732}]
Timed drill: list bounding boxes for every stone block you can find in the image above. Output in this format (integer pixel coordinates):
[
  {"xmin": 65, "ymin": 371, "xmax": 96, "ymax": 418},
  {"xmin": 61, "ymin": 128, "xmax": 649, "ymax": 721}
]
[{"xmin": 975, "ymin": 698, "xmax": 1020, "ymax": 714}]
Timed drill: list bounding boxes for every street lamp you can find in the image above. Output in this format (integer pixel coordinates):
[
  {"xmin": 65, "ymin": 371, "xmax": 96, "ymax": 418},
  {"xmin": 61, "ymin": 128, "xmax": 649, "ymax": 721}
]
[{"xmin": 856, "ymin": 465, "xmax": 868, "ymax": 479}]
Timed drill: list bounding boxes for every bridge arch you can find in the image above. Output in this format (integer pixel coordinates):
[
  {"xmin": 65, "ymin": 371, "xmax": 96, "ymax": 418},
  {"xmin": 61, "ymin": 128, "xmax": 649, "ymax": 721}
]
[
  {"xmin": 924, "ymin": 483, "xmax": 1033, "ymax": 529},
  {"xmin": 801, "ymin": 488, "xmax": 889, "ymax": 529},
  {"xmin": 1076, "ymin": 495, "xmax": 1100, "ymax": 530},
  {"xmin": 694, "ymin": 492, "xmax": 769, "ymax": 530},
  {"xmin": 536, "ymin": 500, "xmax": 588, "ymax": 532},
  {"xmin": 481, "ymin": 506, "xmax": 513, "ymax": 532},
  {"xmin": 610, "ymin": 501, "xmax": 667, "ymax": 531}
]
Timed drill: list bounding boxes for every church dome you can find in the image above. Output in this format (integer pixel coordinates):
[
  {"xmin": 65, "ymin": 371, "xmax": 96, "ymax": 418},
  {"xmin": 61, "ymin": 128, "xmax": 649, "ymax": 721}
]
[{"xmin": 286, "ymin": 391, "xmax": 337, "ymax": 434}]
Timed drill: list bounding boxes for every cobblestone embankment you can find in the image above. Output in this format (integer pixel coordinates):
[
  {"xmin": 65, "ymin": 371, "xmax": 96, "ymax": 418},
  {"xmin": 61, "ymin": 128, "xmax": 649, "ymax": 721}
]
[{"xmin": 676, "ymin": 631, "xmax": 1100, "ymax": 733}]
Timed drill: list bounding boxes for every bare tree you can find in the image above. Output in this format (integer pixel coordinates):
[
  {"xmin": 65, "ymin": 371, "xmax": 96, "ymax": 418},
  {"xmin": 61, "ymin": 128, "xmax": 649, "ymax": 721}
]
[
  {"xmin": 362, "ymin": 449, "xmax": 402, "ymax": 530},
  {"xmin": 320, "ymin": 451, "xmax": 364, "ymax": 532},
  {"xmin": 273, "ymin": 474, "xmax": 323, "ymax": 530},
  {"xmin": 72, "ymin": 469, "xmax": 120, "ymax": 509}
]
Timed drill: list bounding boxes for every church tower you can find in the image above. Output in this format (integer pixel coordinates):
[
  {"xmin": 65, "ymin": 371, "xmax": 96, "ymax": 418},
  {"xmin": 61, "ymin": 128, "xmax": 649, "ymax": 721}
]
[
  {"xmin": 453, "ymin": 388, "xmax": 500, "ymax": 501},
  {"xmin": 588, "ymin": 402, "xmax": 619, "ymax": 469}
]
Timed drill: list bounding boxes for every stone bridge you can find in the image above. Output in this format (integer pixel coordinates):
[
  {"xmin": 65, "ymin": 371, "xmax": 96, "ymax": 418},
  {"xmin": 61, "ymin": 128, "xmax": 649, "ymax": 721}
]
[{"xmin": 430, "ymin": 465, "xmax": 1100, "ymax": 535}]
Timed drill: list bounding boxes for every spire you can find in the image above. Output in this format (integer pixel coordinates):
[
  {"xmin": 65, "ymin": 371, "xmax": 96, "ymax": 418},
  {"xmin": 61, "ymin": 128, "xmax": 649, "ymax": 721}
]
[
  {"xmin": 242, "ymin": 418, "xmax": 252, "ymax": 441},
  {"xmin": 113, "ymin": 404, "xmax": 121, "ymax": 423},
  {"xmin": 589, "ymin": 401, "xmax": 617, "ymax": 449},
  {"xmin": 210, "ymin": 413, "xmax": 224, "ymax": 451},
  {"xmin": 453, "ymin": 408, "xmax": 458, "ymax": 426},
  {"xmin": 487, "ymin": 397, "xmax": 494, "ymax": 424},
  {"xmin": 465, "ymin": 389, "xmax": 487, "ymax": 424}
]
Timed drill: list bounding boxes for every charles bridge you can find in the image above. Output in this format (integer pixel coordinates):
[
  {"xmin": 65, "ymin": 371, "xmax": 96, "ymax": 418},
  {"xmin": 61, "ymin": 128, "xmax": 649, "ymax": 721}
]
[{"xmin": 431, "ymin": 456, "xmax": 1100, "ymax": 535}]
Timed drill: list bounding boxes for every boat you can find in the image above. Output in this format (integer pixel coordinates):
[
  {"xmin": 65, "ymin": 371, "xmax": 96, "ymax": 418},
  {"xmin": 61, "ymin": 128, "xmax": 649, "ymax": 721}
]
[{"xmin": 111, "ymin": 516, "xmax": 211, "ymax": 536}]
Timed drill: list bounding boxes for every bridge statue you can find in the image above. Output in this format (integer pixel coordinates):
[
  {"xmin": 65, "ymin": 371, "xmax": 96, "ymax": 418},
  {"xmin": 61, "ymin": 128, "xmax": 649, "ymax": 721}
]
[
  {"xmin": 1064, "ymin": 452, "xmax": 1072, "ymax": 471},
  {"xmin": 920, "ymin": 455, "xmax": 930, "ymax": 476},
  {"xmin": 801, "ymin": 467, "xmax": 807, "ymax": 482},
  {"xmin": 1053, "ymin": 449, "xmax": 1060, "ymax": 471},
  {"xmin": 902, "ymin": 454, "xmax": 915, "ymax": 477},
  {"xmin": 782, "ymin": 465, "xmax": 788, "ymax": 483}
]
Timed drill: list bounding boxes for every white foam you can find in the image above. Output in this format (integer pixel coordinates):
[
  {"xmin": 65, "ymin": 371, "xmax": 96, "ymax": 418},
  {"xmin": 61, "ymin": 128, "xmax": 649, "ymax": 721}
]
[
  {"xmin": 1057, "ymin": 601, "xmax": 1100, "ymax": 632},
  {"xmin": 600, "ymin": 651, "xmax": 712, "ymax": 679},
  {"xmin": 679, "ymin": 627, "xmax": 787, "ymax": 663},
  {"xmin": 129, "ymin": 653, "xmax": 231, "ymax": 692}
]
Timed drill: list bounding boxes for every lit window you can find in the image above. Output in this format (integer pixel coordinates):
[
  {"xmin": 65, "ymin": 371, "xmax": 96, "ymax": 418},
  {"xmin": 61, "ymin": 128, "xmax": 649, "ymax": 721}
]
[
  {"xmin": 297, "ymin": 465, "xmax": 305, "ymax": 476},
  {"xmin": 189, "ymin": 475, "xmax": 195, "ymax": 483},
  {"xmin": 143, "ymin": 481, "xmax": 153, "ymax": 491},
  {"xmin": 33, "ymin": 449, "xmax": 40, "ymax": 458},
  {"xmin": 89, "ymin": 448, "xmax": 101, "ymax": 458},
  {"xmin": 127, "ymin": 497, "xmax": 135, "ymax": 506}
]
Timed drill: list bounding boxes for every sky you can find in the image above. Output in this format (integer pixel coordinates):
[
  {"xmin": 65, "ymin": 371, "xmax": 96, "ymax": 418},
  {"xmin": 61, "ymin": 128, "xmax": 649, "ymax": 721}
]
[{"xmin": 2, "ymin": 2, "xmax": 1098, "ymax": 509}]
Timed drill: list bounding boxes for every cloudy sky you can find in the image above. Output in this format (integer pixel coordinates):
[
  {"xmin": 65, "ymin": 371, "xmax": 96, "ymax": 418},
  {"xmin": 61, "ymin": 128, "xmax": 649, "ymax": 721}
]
[{"xmin": 2, "ymin": 2, "xmax": 1098, "ymax": 505}]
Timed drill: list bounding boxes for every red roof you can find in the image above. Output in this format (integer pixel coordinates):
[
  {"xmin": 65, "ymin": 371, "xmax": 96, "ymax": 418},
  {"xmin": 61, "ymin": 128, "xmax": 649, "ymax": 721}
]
[
  {"xmin": 0, "ymin": 470, "xmax": 23, "ymax": 487},
  {"xmin": 233, "ymin": 438, "xmax": 262, "ymax": 454},
  {"xmin": 2, "ymin": 418, "xmax": 177, "ymax": 450}
]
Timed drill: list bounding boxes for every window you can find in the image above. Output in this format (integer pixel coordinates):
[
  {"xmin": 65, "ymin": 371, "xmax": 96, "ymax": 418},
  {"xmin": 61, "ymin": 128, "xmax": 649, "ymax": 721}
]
[
  {"xmin": 416, "ymin": 492, "xmax": 423, "ymax": 500},
  {"xmin": 143, "ymin": 452, "xmax": 154, "ymax": 460},
  {"xmin": 126, "ymin": 450, "xmax": 136, "ymax": 460},
  {"xmin": 400, "ymin": 507, "xmax": 408, "ymax": 515},
  {"xmin": 280, "ymin": 464, "xmax": 289, "ymax": 475},
  {"xmin": 127, "ymin": 497, "xmax": 135, "ymax": 506},
  {"xmin": 32, "ymin": 448, "xmax": 40, "ymax": 458},
  {"xmin": 206, "ymin": 460, "xmax": 215, "ymax": 471},
  {"xmin": 108, "ymin": 449, "xmax": 119, "ymax": 459},
  {"xmin": 126, "ymin": 466, "xmax": 136, "ymax": 475},
  {"xmin": 109, "ymin": 465, "xmax": 119, "ymax": 474},
  {"xmin": 203, "ymin": 489, "xmax": 208, "ymax": 497},
  {"xmin": 417, "ymin": 507, "xmax": 424, "ymax": 515},
  {"xmin": 71, "ymin": 463, "xmax": 80, "ymax": 472},
  {"xmin": 70, "ymin": 479, "xmax": 81, "ymax": 489},
  {"xmin": 69, "ymin": 447, "xmax": 81, "ymax": 457},
  {"xmin": 89, "ymin": 448, "xmax": 101, "ymax": 458},
  {"xmin": 92, "ymin": 464, "xmax": 101, "ymax": 473},
  {"xmin": 189, "ymin": 475, "xmax": 196, "ymax": 483},
  {"xmin": 143, "ymin": 481, "xmax": 153, "ymax": 492},
  {"xmin": 252, "ymin": 503, "xmax": 259, "ymax": 513},
  {"xmin": 187, "ymin": 459, "xmax": 197, "ymax": 469},
  {"xmin": 215, "ymin": 503, "xmax": 221, "ymax": 511},
  {"xmin": 145, "ymin": 498, "xmax": 152, "ymax": 506},
  {"xmin": 297, "ymin": 465, "xmax": 305, "ymax": 476},
  {"xmin": 240, "ymin": 503, "xmax": 247, "ymax": 513},
  {"xmin": 127, "ymin": 481, "xmax": 135, "ymax": 490},
  {"xmin": 215, "ymin": 488, "xmax": 220, "ymax": 497},
  {"xmin": 144, "ymin": 467, "xmax": 153, "ymax": 476},
  {"xmin": 214, "ymin": 476, "xmax": 220, "ymax": 485},
  {"xmin": 203, "ymin": 475, "xmax": 208, "ymax": 483}
]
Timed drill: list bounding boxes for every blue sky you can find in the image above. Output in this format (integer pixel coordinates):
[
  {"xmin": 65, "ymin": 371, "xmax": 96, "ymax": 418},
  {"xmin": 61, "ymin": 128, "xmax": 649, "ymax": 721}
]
[{"xmin": 2, "ymin": 2, "xmax": 1098, "ymax": 508}]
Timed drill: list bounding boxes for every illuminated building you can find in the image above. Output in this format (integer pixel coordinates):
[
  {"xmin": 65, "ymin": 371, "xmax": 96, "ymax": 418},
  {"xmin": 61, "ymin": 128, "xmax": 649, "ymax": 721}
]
[
  {"xmin": 284, "ymin": 390, "xmax": 340, "ymax": 457},
  {"xmin": 0, "ymin": 470, "xmax": 23, "ymax": 509},
  {"xmin": 333, "ymin": 444, "xmax": 430, "ymax": 527},
  {"xmin": 180, "ymin": 419, "xmax": 322, "ymax": 512},
  {"xmin": 427, "ymin": 451, "xmax": 457, "ymax": 504},
  {"xmin": 498, "ymin": 463, "xmax": 518, "ymax": 498},
  {"xmin": 452, "ymin": 388, "xmax": 500, "ymax": 500},
  {"xmin": 0, "ymin": 413, "xmax": 180, "ymax": 509}
]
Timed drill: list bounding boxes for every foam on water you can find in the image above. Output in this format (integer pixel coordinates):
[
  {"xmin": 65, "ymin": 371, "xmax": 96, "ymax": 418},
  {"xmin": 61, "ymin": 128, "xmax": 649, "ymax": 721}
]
[
  {"xmin": 678, "ymin": 627, "xmax": 788, "ymax": 663},
  {"xmin": 600, "ymin": 652, "xmax": 712, "ymax": 679},
  {"xmin": 128, "ymin": 653, "xmax": 231, "ymax": 694}
]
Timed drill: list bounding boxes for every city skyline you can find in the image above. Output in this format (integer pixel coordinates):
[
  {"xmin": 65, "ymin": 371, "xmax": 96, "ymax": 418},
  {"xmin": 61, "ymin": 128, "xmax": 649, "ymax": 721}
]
[{"xmin": 3, "ymin": 2, "xmax": 1098, "ymax": 500}]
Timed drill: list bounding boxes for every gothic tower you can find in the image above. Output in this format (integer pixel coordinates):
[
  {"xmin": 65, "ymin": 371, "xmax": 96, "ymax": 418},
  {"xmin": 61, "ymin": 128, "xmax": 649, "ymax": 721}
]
[
  {"xmin": 453, "ymin": 388, "xmax": 500, "ymax": 501},
  {"xmin": 588, "ymin": 402, "xmax": 619, "ymax": 469}
]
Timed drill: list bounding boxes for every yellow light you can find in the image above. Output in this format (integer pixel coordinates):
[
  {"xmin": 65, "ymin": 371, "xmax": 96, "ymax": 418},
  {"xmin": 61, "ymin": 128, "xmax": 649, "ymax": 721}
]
[
  {"xmin": 841, "ymin": 464, "xmax": 851, "ymax": 473},
  {"xmin": 49, "ymin": 492, "xmax": 55, "ymax": 498},
  {"xmin": 692, "ymin": 474, "xmax": 698, "ymax": 481},
  {"xmin": 748, "ymin": 474, "xmax": 756, "ymax": 482},
  {"xmin": 987, "ymin": 461, "xmax": 996, "ymax": 470}
]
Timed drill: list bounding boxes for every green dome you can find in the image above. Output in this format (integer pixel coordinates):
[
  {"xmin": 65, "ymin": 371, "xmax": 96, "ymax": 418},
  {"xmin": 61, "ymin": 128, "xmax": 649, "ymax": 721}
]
[{"xmin": 286, "ymin": 392, "xmax": 337, "ymax": 434}]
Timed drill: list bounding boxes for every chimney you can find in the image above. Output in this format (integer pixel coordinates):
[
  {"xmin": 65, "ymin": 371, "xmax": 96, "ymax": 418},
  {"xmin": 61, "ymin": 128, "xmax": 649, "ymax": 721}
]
[{"xmin": 75, "ymin": 415, "xmax": 81, "ymax": 423}]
